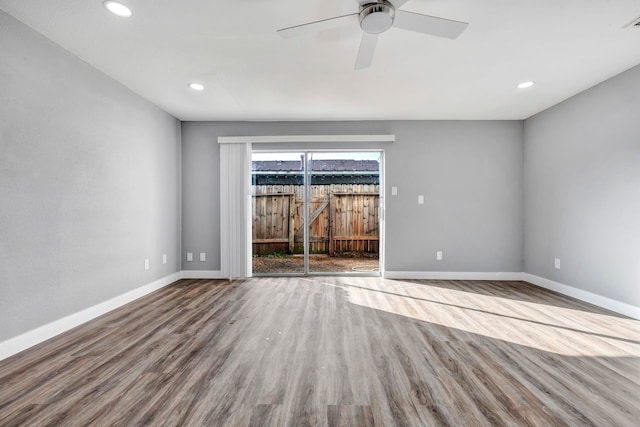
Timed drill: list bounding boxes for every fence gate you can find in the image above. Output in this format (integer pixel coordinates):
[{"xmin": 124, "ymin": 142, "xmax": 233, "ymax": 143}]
[{"xmin": 252, "ymin": 185, "xmax": 379, "ymax": 256}]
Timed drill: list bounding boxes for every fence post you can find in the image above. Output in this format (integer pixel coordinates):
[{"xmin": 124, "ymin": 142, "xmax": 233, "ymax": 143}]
[
  {"xmin": 288, "ymin": 194, "xmax": 295, "ymax": 254},
  {"xmin": 329, "ymin": 193, "xmax": 334, "ymax": 256}
]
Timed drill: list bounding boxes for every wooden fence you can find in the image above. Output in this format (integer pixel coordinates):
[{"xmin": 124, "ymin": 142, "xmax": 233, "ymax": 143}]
[{"xmin": 252, "ymin": 184, "xmax": 380, "ymax": 255}]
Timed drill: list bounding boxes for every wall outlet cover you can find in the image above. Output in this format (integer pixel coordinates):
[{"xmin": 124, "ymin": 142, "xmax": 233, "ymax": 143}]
[
  {"xmin": 200, "ymin": 252, "xmax": 206, "ymax": 262},
  {"xmin": 187, "ymin": 252, "xmax": 193, "ymax": 262},
  {"xmin": 436, "ymin": 251, "xmax": 443, "ymax": 261},
  {"xmin": 162, "ymin": 254, "xmax": 167, "ymax": 264}
]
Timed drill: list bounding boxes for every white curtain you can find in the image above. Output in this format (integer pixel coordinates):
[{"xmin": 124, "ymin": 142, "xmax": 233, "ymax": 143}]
[{"xmin": 219, "ymin": 142, "xmax": 252, "ymax": 278}]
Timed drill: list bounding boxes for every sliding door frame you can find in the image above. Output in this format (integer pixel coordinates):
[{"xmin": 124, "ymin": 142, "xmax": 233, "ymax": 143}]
[{"xmin": 251, "ymin": 148, "xmax": 385, "ymax": 277}]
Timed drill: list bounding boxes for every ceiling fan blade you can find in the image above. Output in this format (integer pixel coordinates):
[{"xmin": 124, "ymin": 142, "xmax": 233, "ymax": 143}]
[
  {"xmin": 277, "ymin": 14, "xmax": 358, "ymax": 38},
  {"xmin": 354, "ymin": 32, "xmax": 379, "ymax": 70},
  {"xmin": 393, "ymin": 10, "xmax": 468, "ymax": 39}
]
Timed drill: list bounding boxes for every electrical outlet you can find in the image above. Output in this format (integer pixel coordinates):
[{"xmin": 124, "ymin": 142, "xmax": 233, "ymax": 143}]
[
  {"xmin": 436, "ymin": 251, "xmax": 443, "ymax": 261},
  {"xmin": 554, "ymin": 258, "xmax": 561, "ymax": 269},
  {"xmin": 144, "ymin": 259, "xmax": 150, "ymax": 270},
  {"xmin": 163, "ymin": 254, "xmax": 167, "ymax": 264},
  {"xmin": 200, "ymin": 252, "xmax": 206, "ymax": 262},
  {"xmin": 187, "ymin": 252, "xmax": 193, "ymax": 262},
  {"xmin": 391, "ymin": 186, "xmax": 398, "ymax": 196},
  {"xmin": 418, "ymin": 195, "xmax": 424, "ymax": 204}
]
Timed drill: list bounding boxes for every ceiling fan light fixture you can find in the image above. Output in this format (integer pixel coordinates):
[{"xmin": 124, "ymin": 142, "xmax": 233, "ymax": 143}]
[
  {"xmin": 188, "ymin": 83, "xmax": 205, "ymax": 91},
  {"xmin": 517, "ymin": 81, "xmax": 535, "ymax": 89},
  {"xmin": 103, "ymin": 1, "xmax": 133, "ymax": 18},
  {"xmin": 359, "ymin": 1, "xmax": 395, "ymax": 34}
]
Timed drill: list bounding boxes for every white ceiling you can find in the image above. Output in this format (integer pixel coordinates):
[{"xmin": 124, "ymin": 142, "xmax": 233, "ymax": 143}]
[{"xmin": 1, "ymin": 0, "xmax": 639, "ymax": 121}]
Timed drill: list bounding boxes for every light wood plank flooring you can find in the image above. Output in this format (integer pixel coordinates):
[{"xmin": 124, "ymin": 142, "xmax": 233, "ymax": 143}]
[{"xmin": 0, "ymin": 278, "xmax": 638, "ymax": 426}]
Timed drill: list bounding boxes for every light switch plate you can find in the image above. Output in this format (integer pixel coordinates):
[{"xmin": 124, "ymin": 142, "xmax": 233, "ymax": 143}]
[
  {"xmin": 187, "ymin": 252, "xmax": 193, "ymax": 262},
  {"xmin": 391, "ymin": 186, "xmax": 398, "ymax": 196},
  {"xmin": 554, "ymin": 258, "xmax": 561, "ymax": 269},
  {"xmin": 162, "ymin": 254, "xmax": 167, "ymax": 264},
  {"xmin": 200, "ymin": 252, "xmax": 206, "ymax": 262},
  {"xmin": 144, "ymin": 259, "xmax": 150, "ymax": 270},
  {"xmin": 418, "ymin": 195, "xmax": 424, "ymax": 204}
]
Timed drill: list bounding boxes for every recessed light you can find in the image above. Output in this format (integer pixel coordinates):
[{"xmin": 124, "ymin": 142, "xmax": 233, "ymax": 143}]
[
  {"xmin": 188, "ymin": 83, "xmax": 205, "ymax": 91},
  {"xmin": 103, "ymin": 1, "xmax": 133, "ymax": 18},
  {"xmin": 517, "ymin": 81, "xmax": 535, "ymax": 89}
]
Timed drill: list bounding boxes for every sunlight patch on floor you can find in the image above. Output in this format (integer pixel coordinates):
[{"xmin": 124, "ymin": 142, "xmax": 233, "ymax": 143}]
[{"xmin": 317, "ymin": 278, "xmax": 640, "ymax": 358}]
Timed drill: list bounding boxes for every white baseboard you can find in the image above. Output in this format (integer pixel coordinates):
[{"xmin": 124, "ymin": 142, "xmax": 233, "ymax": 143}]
[
  {"xmin": 384, "ymin": 271, "xmax": 525, "ymax": 281},
  {"xmin": 0, "ymin": 272, "xmax": 181, "ymax": 362},
  {"xmin": 523, "ymin": 273, "xmax": 640, "ymax": 320},
  {"xmin": 180, "ymin": 270, "xmax": 226, "ymax": 279}
]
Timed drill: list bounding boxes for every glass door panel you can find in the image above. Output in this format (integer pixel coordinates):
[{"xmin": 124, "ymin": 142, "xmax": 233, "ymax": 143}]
[
  {"xmin": 307, "ymin": 152, "xmax": 381, "ymax": 274},
  {"xmin": 251, "ymin": 152, "xmax": 305, "ymax": 275}
]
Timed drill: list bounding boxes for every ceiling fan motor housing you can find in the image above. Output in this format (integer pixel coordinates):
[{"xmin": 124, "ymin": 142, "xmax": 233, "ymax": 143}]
[{"xmin": 359, "ymin": 1, "xmax": 396, "ymax": 34}]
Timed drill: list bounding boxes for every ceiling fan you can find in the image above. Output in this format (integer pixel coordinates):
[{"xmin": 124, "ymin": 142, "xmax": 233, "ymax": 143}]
[{"xmin": 277, "ymin": 0, "xmax": 469, "ymax": 70}]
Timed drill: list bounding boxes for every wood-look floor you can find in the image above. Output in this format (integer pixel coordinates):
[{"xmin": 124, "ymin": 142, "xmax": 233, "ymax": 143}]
[{"xmin": 0, "ymin": 277, "xmax": 638, "ymax": 426}]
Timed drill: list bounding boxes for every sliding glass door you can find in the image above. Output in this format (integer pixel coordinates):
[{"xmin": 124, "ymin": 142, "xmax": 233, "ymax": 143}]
[
  {"xmin": 251, "ymin": 151, "xmax": 381, "ymax": 276},
  {"xmin": 307, "ymin": 152, "xmax": 381, "ymax": 274}
]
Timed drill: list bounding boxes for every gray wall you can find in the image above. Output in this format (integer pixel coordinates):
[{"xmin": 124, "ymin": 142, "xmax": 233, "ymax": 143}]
[
  {"xmin": 0, "ymin": 11, "xmax": 181, "ymax": 341},
  {"xmin": 182, "ymin": 121, "xmax": 524, "ymax": 273},
  {"xmin": 524, "ymin": 65, "xmax": 640, "ymax": 306}
]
